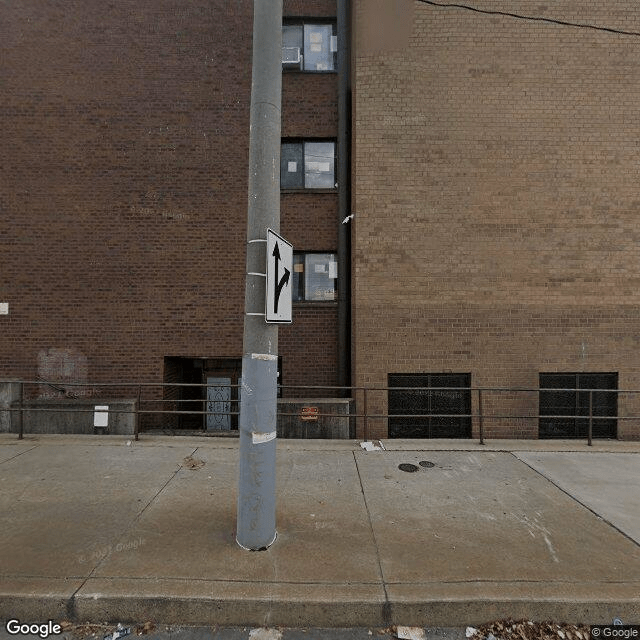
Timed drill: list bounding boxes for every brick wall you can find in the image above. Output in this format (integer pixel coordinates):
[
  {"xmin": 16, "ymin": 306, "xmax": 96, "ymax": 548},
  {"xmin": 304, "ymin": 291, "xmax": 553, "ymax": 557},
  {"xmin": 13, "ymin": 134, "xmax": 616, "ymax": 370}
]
[
  {"xmin": 280, "ymin": 305, "xmax": 339, "ymax": 396},
  {"xmin": 284, "ymin": 0, "xmax": 336, "ymax": 18},
  {"xmin": 282, "ymin": 74, "xmax": 338, "ymax": 137},
  {"xmin": 281, "ymin": 1, "xmax": 341, "ymax": 402},
  {"xmin": 0, "ymin": 0, "xmax": 342, "ymax": 425},
  {"xmin": 281, "ymin": 193, "xmax": 338, "ymax": 250},
  {"xmin": 353, "ymin": 1, "xmax": 640, "ymax": 440},
  {"xmin": 1, "ymin": 0, "xmax": 253, "ymax": 391}
]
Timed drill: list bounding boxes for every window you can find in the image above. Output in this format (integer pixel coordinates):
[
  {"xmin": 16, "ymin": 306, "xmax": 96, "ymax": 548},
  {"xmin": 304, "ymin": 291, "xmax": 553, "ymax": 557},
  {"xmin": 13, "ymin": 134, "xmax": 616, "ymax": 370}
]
[
  {"xmin": 281, "ymin": 140, "xmax": 336, "ymax": 190},
  {"xmin": 388, "ymin": 373, "xmax": 472, "ymax": 439},
  {"xmin": 293, "ymin": 252, "xmax": 337, "ymax": 301},
  {"xmin": 282, "ymin": 22, "xmax": 337, "ymax": 71},
  {"xmin": 539, "ymin": 373, "xmax": 618, "ymax": 439}
]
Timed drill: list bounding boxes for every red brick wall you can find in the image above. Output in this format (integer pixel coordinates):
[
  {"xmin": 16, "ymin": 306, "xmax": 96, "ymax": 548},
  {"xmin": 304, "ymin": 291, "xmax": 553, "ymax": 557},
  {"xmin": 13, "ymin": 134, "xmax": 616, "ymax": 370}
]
[
  {"xmin": 1, "ymin": 0, "xmax": 254, "ymax": 389},
  {"xmin": 0, "ymin": 0, "xmax": 342, "ymax": 420},
  {"xmin": 283, "ymin": 74, "xmax": 338, "ymax": 137},
  {"xmin": 281, "ymin": 193, "xmax": 338, "ymax": 250},
  {"xmin": 280, "ymin": 306, "xmax": 339, "ymax": 396},
  {"xmin": 284, "ymin": 0, "xmax": 336, "ymax": 18},
  {"xmin": 280, "ymin": 0, "xmax": 341, "ymax": 401}
]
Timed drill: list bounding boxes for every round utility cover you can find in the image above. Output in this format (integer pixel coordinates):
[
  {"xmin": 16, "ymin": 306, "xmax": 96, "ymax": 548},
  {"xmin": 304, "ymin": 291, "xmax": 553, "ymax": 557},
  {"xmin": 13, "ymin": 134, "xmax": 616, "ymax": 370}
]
[
  {"xmin": 398, "ymin": 463, "xmax": 419, "ymax": 473},
  {"xmin": 419, "ymin": 461, "xmax": 435, "ymax": 468}
]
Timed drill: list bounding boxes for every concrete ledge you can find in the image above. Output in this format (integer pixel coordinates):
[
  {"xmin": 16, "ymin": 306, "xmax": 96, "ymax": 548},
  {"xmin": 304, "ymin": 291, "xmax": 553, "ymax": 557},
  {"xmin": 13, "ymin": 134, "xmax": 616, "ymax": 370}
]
[
  {"xmin": 0, "ymin": 381, "xmax": 21, "ymax": 433},
  {"xmin": 0, "ymin": 577, "xmax": 83, "ymax": 621},
  {"xmin": 74, "ymin": 579, "xmax": 386, "ymax": 627},
  {"xmin": 387, "ymin": 582, "xmax": 640, "ymax": 626},
  {"xmin": 3, "ymin": 433, "xmax": 640, "ymax": 452},
  {"xmin": 378, "ymin": 439, "xmax": 640, "ymax": 452},
  {"xmin": 6, "ymin": 578, "xmax": 639, "ymax": 627},
  {"xmin": 9, "ymin": 399, "xmax": 137, "ymax": 435}
]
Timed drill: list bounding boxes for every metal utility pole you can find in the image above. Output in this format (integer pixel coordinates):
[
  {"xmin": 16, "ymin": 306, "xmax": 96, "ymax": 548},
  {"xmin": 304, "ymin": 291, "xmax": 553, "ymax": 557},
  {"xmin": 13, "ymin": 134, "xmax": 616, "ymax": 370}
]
[{"xmin": 236, "ymin": 0, "xmax": 283, "ymax": 551}]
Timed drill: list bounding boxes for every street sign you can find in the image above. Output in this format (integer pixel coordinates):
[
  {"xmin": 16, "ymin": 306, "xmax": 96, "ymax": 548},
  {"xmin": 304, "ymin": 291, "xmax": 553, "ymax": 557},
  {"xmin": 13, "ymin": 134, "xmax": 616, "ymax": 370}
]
[{"xmin": 266, "ymin": 228, "xmax": 293, "ymax": 323}]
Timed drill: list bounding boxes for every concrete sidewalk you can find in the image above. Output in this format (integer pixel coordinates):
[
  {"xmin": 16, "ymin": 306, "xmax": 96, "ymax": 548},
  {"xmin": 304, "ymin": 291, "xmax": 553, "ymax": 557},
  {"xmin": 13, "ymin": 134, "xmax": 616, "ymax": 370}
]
[{"xmin": 1, "ymin": 435, "xmax": 639, "ymax": 628}]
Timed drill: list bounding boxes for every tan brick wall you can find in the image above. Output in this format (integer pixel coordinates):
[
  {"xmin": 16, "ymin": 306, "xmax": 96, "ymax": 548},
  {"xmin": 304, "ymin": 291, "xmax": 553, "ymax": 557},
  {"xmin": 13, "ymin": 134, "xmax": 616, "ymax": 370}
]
[{"xmin": 353, "ymin": 1, "xmax": 640, "ymax": 439}]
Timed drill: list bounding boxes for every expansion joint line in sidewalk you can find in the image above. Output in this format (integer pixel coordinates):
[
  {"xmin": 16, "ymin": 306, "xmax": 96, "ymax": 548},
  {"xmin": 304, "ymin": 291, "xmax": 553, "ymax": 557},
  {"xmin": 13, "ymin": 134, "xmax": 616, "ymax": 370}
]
[
  {"xmin": 0, "ymin": 446, "xmax": 39, "ymax": 464},
  {"xmin": 66, "ymin": 447, "xmax": 200, "ymax": 620},
  {"xmin": 352, "ymin": 450, "xmax": 391, "ymax": 625},
  {"xmin": 511, "ymin": 452, "xmax": 640, "ymax": 550}
]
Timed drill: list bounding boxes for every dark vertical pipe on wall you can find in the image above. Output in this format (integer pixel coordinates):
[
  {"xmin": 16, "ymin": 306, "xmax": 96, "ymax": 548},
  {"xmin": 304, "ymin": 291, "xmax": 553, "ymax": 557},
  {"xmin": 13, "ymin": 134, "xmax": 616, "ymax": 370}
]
[{"xmin": 337, "ymin": 0, "xmax": 351, "ymax": 396}]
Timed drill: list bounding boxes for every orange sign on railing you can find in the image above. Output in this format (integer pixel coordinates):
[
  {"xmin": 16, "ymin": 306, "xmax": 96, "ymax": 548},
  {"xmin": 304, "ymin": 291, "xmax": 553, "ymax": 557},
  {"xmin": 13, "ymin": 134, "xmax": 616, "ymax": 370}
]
[{"xmin": 300, "ymin": 406, "xmax": 319, "ymax": 421}]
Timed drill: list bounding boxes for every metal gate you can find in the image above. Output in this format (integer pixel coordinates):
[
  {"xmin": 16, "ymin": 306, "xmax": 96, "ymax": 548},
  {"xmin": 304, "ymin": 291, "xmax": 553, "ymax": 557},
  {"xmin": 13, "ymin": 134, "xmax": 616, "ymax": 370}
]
[
  {"xmin": 388, "ymin": 373, "xmax": 472, "ymax": 438},
  {"xmin": 539, "ymin": 373, "xmax": 617, "ymax": 439},
  {"xmin": 206, "ymin": 376, "xmax": 232, "ymax": 431}
]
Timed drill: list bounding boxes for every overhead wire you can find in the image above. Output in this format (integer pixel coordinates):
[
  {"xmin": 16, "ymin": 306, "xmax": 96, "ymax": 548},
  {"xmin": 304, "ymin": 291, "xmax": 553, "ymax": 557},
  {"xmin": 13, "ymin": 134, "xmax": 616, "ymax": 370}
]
[{"xmin": 416, "ymin": 0, "xmax": 640, "ymax": 38}]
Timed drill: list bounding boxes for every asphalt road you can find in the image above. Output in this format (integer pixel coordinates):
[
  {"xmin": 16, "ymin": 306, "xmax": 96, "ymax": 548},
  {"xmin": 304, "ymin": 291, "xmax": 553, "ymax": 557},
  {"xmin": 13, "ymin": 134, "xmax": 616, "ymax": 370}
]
[{"xmin": 0, "ymin": 624, "xmax": 467, "ymax": 640}]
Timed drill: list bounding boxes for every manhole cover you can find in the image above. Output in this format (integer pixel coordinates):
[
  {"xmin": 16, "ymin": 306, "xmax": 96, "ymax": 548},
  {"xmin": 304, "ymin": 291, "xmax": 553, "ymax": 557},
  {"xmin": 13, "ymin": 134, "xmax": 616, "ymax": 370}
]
[
  {"xmin": 419, "ymin": 461, "xmax": 435, "ymax": 468},
  {"xmin": 398, "ymin": 463, "xmax": 419, "ymax": 473}
]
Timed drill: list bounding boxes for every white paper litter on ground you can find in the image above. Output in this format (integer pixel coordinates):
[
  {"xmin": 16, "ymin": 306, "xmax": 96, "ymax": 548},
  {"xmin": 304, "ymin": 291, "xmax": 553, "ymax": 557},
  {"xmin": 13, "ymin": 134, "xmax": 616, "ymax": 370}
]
[
  {"xmin": 249, "ymin": 629, "xmax": 283, "ymax": 640},
  {"xmin": 396, "ymin": 626, "xmax": 426, "ymax": 640}
]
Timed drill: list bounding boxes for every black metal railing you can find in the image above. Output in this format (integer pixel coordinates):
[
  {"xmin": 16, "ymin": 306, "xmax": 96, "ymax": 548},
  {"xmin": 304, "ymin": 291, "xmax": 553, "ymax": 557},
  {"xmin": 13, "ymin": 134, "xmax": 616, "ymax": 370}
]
[{"xmin": 0, "ymin": 380, "xmax": 637, "ymax": 445}]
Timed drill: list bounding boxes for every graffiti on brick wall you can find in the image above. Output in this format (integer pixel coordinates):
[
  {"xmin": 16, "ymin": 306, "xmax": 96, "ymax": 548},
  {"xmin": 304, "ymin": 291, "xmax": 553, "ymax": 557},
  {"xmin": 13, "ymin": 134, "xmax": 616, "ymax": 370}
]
[
  {"xmin": 129, "ymin": 205, "xmax": 189, "ymax": 221},
  {"xmin": 37, "ymin": 348, "xmax": 89, "ymax": 398}
]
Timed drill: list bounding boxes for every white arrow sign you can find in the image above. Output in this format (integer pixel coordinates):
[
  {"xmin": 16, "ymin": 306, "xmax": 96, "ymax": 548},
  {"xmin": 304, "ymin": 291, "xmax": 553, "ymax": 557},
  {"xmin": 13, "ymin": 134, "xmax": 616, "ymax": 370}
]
[{"xmin": 266, "ymin": 229, "xmax": 293, "ymax": 323}]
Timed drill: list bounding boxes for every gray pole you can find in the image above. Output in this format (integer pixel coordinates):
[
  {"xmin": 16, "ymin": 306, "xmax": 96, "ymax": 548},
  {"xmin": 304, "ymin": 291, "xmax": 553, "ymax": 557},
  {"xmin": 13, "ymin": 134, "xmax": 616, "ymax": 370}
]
[{"xmin": 236, "ymin": 0, "xmax": 283, "ymax": 551}]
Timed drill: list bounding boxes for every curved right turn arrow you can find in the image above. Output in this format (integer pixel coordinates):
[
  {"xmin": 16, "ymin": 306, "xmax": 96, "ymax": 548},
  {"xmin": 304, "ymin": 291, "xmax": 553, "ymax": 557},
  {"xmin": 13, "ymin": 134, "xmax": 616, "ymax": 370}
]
[{"xmin": 273, "ymin": 242, "xmax": 291, "ymax": 314}]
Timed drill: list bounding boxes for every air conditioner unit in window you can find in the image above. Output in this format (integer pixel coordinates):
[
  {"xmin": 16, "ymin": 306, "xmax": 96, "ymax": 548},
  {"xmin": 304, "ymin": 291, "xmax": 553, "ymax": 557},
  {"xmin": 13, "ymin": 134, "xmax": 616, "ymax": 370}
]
[{"xmin": 282, "ymin": 46, "xmax": 302, "ymax": 65}]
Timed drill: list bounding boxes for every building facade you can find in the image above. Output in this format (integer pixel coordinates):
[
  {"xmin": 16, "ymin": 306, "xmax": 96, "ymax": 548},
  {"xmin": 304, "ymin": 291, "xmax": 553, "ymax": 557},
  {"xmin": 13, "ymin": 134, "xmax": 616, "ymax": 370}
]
[
  {"xmin": 1, "ymin": 0, "xmax": 347, "ymax": 430},
  {"xmin": 353, "ymin": 0, "xmax": 640, "ymax": 440},
  {"xmin": 4, "ymin": 0, "xmax": 640, "ymax": 440}
]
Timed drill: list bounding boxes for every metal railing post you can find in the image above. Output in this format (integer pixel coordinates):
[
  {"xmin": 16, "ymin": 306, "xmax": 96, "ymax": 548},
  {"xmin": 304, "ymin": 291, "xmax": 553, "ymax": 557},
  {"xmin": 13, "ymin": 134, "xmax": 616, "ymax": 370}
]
[
  {"xmin": 363, "ymin": 387, "xmax": 368, "ymax": 441},
  {"xmin": 135, "ymin": 386, "xmax": 141, "ymax": 441},
  {"xmin": 18, "ymin": 381, "xmax": 24, "ymax": 440},
  {"xmin": 588, "ymin": 389, "xmax": 593, "ymax": 446},
  {"xmin": 478, "ymin": 388, "xmax": 484, "ymax": 445}
]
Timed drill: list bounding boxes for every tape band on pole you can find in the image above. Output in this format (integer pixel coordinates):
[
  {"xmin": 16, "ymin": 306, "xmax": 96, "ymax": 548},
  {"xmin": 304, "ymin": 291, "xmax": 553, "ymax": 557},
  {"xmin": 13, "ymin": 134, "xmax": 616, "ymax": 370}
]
[{"xmin": 252, "ymin": 431, "xmax": 277, "ymax": 444}]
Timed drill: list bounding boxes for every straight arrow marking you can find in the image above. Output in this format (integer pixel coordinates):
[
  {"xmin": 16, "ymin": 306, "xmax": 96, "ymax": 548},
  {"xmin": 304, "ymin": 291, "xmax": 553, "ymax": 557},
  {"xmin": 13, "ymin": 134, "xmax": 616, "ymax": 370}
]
[{"xmin": 272, "ymin": 242, "xmax": 290, "ymax": 314}]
